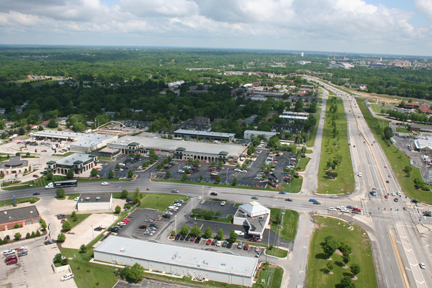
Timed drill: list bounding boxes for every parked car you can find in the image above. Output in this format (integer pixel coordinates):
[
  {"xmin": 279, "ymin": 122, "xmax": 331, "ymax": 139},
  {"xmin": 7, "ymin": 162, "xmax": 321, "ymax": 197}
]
[
  {"xmin": 216, "ymin": 241, "xmax": 222, "ymax": 247},
  {"xmin": 206, "ymin": 239, "xmax": 212, "ymax": 245},
  {"xmin": 175, "ymin": 234, "xmax": 181, "ymax": 241},
  {"xmin": 180, "ymin": 235, "xmax": 186, "ymax": 241},
  {"xmin": 254, "ymin": 246, "xmax": 260, "ymax": 253},
  {"xmin": 3, "ymin": 249, "xmax": 16, "ymax": 256},
  {"xmin": 234, "ymin": 230, "xmax": 245, "ymax": 236},
  {"xmin": 185, "ymin": 235, "xmax": 191, "ymax": 241},
  {"xmin": 190, "ymin": 236, "xmax": 196, "ymax": 242},
  {"xmin": 33, "ymin": 175, "xmax": 39, "ymax": 178},
  {"xmin": 109, "ymin": 227, "xmax": 119, "ymax": 233},
  {"xmin": 6, "ymin": 258, "xmax": 17, "ymax": 265},
  {"xmin": 243, "ymin": 243, "xmax": 249, "ymax": 250},
  {"xmin": 60, "ymin": 273, "xmax": 74, "ymax": 282},
  {"xmin": 237, "ymin": 242, "xmax": 243, "ymax": 249},
  {"xmin": 138, "ymin": 225, "xmax": 147, "ymax": 229},
  {"xmin": 211, "ymin": 239, "xmax": 217, "ymax": 246},
  {"xmin": 195, "ymin": 236, "xmax": 201, "ymax": 243},
  {"xmin": 227, "ymin": 241, "xmax": 234, "ymax": 249},
  {"xmin": 222, "ymin": 241, "xmax": 228, "ymax": 248},
  {"xmin": 279, "ymin": 191, "xmax": 286, "ymax": 194},
  {"xmin": 220, "ymin": 201, "xmax": 226, "ymax": 206},
  {"xmin": 57, "ymin": 214, "xmax": 66, "ymax": 220},
  {"xmin": 94, "ymin": 226, "xmax": 106, "ymax": 231},
  {"xmin": 251, "ymin": 196, "xmax": 258, "ymax": 200}
]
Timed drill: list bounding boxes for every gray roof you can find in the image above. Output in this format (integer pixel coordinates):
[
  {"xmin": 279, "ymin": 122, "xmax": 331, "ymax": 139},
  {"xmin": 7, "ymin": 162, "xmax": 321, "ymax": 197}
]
[
  {"xmin": 95, "ymin": 236, "xmax": 258, "ymax": 278},
  {"xmin": 279, "ymin": 115, "xmax": 308, "ymax": 121},
  {"xmin": 33, "ymin": 130, "xmax": 117, "ymax": 142},
  {"xmin": 244, "ymin": 130, "xmax": 278, "ymax": 137},
  {"xmin": 55, "ymin": 153, "xmax": 94, "ymax": 166},
  {"xmin": 174, "ymin": 129, "xmax": 235, "ymax": 138},
  {"xmin": 0, "ymin": 206, "xmax": 39, "ymax": 224},
  {"xmin": 78, "ymin": 193, "xmax": 111, "ymax": 203}
]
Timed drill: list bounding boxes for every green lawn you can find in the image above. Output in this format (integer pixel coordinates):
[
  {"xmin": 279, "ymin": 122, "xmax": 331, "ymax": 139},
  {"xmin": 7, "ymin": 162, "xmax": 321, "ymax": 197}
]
[
  {"xmin": 306, "ymin": 113, "xmax": 320, "ymax": 147},
  {"xmin": 0, "ymin": 197, "xmax": 39, "ymax": 207},
  {"xmin": 317, "ymin": 97, "xmax": 354, "ymax": 194},
  {"xmin": 157, "ymin": 179, "xmax": 277, "ymax": 191},
  {"xmin": 77, "ymin": 177, "xmax": 120, "ymax": 183},
  {"xmin": 67, "ymin": 194, "xmax": 81, "ymax": 200},
  {"xmin": 138, "ymin": 193, "xmax": 189, "ymax": 211},
  {"xmin": 368, "ymin": 104, "xmax": 382, "ymax": 113},
  {"xmin": 282, "ymin": 177, "xmax": 303, "ymax": 193},
  {"xmin": 2, "ymin": 175, "xmax": 66, "ymax": 190},
  {"xmin": 269, "ymin": 208, "xmax": 299, "ymax": 241},
  {"xmin": 66, "ymin": 213, "xmax": 91, "ymax": 229},
  {"xmin": 395, "ymin": 127, "xmax": 412, "ymax": 133},
  {"xmin": 306, "ymin": 216, "xmax": 378, "ymax": 288},
  {"xmin": 253, "ymin": 264, "xmax": 283, "ymax": 288},
  {"xmin": 52, "ymin": 152, "xmax": 75, "ymax": 157},
  {"xmin": 298, "ymin": 157, "xmax": 311, "ymax": 170},
  {"xmin": 192, "ymin": 214, "xmax": 233, "ymax": 224},
  {"xmin": 265, "ymin": 248, "xmax": 288, "ymax": 258},
  {"xmin": 356, "ymin": 98, "xmax": 432, "ymax": 204}
]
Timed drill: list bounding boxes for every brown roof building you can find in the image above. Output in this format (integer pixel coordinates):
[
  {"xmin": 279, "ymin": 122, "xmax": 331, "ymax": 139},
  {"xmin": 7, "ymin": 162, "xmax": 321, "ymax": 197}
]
[{"xmin": 0, "ymin": 206, "xmax": 40, "ymax": 230}]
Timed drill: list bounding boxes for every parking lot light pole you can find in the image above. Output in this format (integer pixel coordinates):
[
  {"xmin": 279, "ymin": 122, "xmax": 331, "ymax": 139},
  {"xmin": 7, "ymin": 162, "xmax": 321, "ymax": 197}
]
[
  {"xmin": 91, "ymin": 225, "xmax": 94, "ymax": 240},
  {"xmin": 226, "ymin": 168, "xmax": 229, "ymax": 185},
  {"xmin": 174, "ymin": 215, "xmax": 177, "ymax": 233}
]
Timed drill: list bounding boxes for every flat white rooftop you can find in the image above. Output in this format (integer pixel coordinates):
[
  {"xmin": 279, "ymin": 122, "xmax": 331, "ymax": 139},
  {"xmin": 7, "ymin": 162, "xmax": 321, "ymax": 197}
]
[
  {"xmin": 174, "ymin": 129, "xmax": 235, "ymax": 138},
  {"xmin": 55, "ymin": 153, "xmax": 93, "ymax": 165},
  {"xmin": 279, "ymin": 115, "xmax": 308, "ymax": 121},
  {"xmin": 95, "ymin": 236, "xmax": 258, "ymax": 278},
  {"xmin": 34, "ymin": 130, "xmax": 117, "ymax": 142}
]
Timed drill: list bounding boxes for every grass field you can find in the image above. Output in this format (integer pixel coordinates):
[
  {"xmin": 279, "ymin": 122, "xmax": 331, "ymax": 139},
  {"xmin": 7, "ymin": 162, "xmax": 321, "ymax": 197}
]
[
  {"xmin": 52, "ymin": 152, "xmax": 75, "ymax": 157},
  {"xmin": 269, "ymin": 208, "xmax": 299, "ymax": 241},
  {"xmin": 0, "ymin": 197, "xmax": 39, "ymax": 207},
  {"xmin": 253, "ymin": 264, "xmax": 283, "ymax": 288},
  {"xmin": 298, "ymin": 157, "xmax": 311, "ymax": 171},
  {"xmin": 2, "ymin": 175, "xmax": 66, "ymax": 190},
  {"xmin": 306, "ymin": 113, "xmax": 320, "ymax": 147},
  {"xmin": 66, "ymin": 213, "xmax": 91, "ymax": 229},
  {"xmin": 395, "ymin": 127, "xmax": 412, "ymax": 133},
  {"xmin": 317, "ymin": 97, "xmax": 354, "ymax": 194},
  {"xmin": 356, "ymin": 98, "xmax": 432, "ymax": 204},
  {"xmin": 265, "ymin": 248, "xmax": 288, "ymax": 258},
  {"xmin": 282, "ymin": 176, "xmax": 303, "ymax": 193},
  {"xmin": 67, "ymin": 194, "xmax": 81, "ymax": 200},
  {"xmin": 368, "ymin": 104, "xmax": 382, "ymax": 113},
  {"xmin": 138, "ymin": 193, "xmax": 189, "ymax": 211},
  {"xmin": 306, "ymin": 216, "xmax": 377, "ymax": 288}
]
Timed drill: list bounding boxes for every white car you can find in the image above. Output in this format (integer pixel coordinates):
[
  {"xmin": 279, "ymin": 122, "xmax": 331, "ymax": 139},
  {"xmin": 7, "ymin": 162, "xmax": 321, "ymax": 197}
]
[
  {"xmin": 60, "ymin": 273, "xmax": 74, "ymax": 282},
  {"xmin": 340, "ymin": 206, "xmax": 346, "ymax": 210},
  {"xmin": 419, "ymin": 262, "xmax": 426, "ymax": 269},
  {"xmin": 328, "ymin": 207, "xmax": 337, "ymax": 211},
  {"xmin": 3, "ymin": 249, "xmax": 16, "ymax": 256},
  {"xmin": 331, "ymin": 195, "xmax": 337, "ymax": 198},
  {"xmin": 74, "ymin": 197, "xmax": 79, "ymax": 201},
  {"xmin": 101, "ymin": 182, "xmax": 110, "ymax": 186},
  {"xmin": 216, "ymin": 241, "xmax": 222, "ymax": 247},
  {"xmin": 220, "ymin": 201, "xmax": 226, "ymax": 206},
  {"xmin": 234, "ymin": 168, "xmax": 242, "ymax": 172},
  {"xmin": 174, "ymin": 203, "xmax": 182, "ymax": 207},
  {"xmin": 242, "ymin": 170, "xmax": 247, "ymax": 173},
  {"xmin": 358, "ymin": 172, "xmax": 362, "ymax": 177},
  {"xmin": 234, "ymin": 230, "xmax": 245, "ymax": 236}
]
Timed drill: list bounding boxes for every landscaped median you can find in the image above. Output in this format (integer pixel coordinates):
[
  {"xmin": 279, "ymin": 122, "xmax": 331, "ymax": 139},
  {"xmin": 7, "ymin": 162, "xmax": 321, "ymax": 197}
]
[
  {"xmin": 317, "ymin": 96, "xmax": 354, "ymax": 194},
  {"xmin": 306, "ymin": 216, "xmax": 377, "ymax": 288}
]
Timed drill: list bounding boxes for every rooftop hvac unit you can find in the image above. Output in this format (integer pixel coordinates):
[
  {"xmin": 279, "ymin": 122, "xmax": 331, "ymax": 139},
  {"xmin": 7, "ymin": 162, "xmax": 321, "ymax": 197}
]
[
  {"xmin": 30, "ymin": 211, "xmax": 33, "ymax": 214},
  {"xmin": 96, "ymin": 197, "xmax": 100, "ymax": 200},
  {"xmin": 3, "ymin": 211, "xmax": 7, "ymax": 214},
  {"xmin": 85, "ymin": 197, "xmax": 90, "ymax": 201}
]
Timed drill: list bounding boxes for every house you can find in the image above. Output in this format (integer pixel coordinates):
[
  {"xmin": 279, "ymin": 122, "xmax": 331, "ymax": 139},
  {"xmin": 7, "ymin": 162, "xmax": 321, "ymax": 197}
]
[
  {"xmin": 403, "ymin": 103, "xmax": 420, "ymax": 109},
  {"xmin": 106, "ymin": 112, "xmax": 116, "ymax": 118},
  {"xmin": 0, "ymin": 108, "xmax": 5, "ymax": 114},
  {"xmin": 40, "ymin": 120, "xmax": 50, "ymax": 128},
  {"xmin": 357, "ymin": 84, "xmax": 368, "ymax": 90},
  {"xmin": 419, "ymin": 105, "xmax": 432, "ymax": 114},
  {"xmin": 56, "ymin": 117, "xmax": 68, "ymax": 125},
  {"xmin": 233, "ymin": 201, "xmax": 270, "ymax": 239},
  {"xmin": 6, "ymin": 122, "xmax": 14, "ymax": 128}
]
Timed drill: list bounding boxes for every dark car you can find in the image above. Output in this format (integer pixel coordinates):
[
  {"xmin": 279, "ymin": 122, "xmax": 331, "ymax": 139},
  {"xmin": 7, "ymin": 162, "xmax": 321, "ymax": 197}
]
[
  {"xmin": 185, "ymin": 235, "xmax": 191, "ymax": 241},
  {"xmin": 162, "ymin": 214, "xmax": 171, "ymax": 219},
  {"xmin": 251, "ymin": 196, "xmax": 258, "ymax": 200},
  {"xmin": 210, "ymin": 192, "xmax": 218, "ymax": 196},
  {"xmin": 222, "ymin": 241, "xmax": 228, "ymax": 248},
  {"xmin": 285, "ymin": 198, "xmax": 292, "ymax": 202},
  {"xmin": 109, "ymin": 227, "xmax": 119, "ymax": 233},
  {"xmin": 150, "ymin": 224, "xmax": 159, "ymax": 228},
  {"xmin": 57, "ymin": 214, "xmax": 66, "ymax": 220},
  {"xmin": 180, "ymin": 234, "xmax": 186, "ymax": 241},
  {"xmin": 175, "ymin": 234, "xmax": 181, "ymax": 241},
  {"xmin": 44, "ymin": 240, "xmax": 56, "ymax": 245},
  {"xmin": 394, "ymin": 198, "xmax": 399, "ymax": 202},
  {"xmin": 211, "ymin": 239, "xmax": 217, "ymax": 246},
  {"xmin": 33, "ymin": 192, "xmax": 40, "ymax": 195},
  {"xmin": 195, "ymin": 236, "xmax": 201, "ymax": 243},
  {"xmin": 227, "ymin": 241, "xmax": 233, "ymax": 249},
  {"xmin": 138, "ymin": 225, "xmax": 147, "ymax": 229},
  {"xmin": 386, "ymin": 180, "xmax": 390, "ymax": 183}
]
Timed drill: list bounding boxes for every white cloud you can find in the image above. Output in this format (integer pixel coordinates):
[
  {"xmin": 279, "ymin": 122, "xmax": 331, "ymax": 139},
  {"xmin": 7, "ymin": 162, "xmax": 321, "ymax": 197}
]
[{"xmin": 0, "ymin": 0, "xmax": 430, "ymax": 55}]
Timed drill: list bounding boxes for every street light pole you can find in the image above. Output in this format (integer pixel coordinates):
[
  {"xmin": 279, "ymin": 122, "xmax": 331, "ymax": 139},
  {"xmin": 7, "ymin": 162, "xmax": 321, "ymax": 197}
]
[
  {"xmin": 226, "ymin": 168, "xmax": 229, "ymax": 185},
  {"xmin": 156, "ymin": 197, "xmax": 159, "ymax": 211}
]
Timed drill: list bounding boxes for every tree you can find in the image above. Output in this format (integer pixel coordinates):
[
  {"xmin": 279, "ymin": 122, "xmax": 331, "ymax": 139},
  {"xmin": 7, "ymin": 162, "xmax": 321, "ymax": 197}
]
[
  {"xmin": 180, "ymin": 225, "xmax": 189, "ymax": 235},
  {"xmin": 204, "ymin": 226, "xmax": 212, "ymax": 238},
  {"xmin": 115, "ymin": 205, "xmax": 121, "ymax": 213},
  {"xmin": 199, "ymin": 174, "xmax": 203, "ymax": 181},
  {"xmin": 327, "ymin": 261, "xmax": 334, "ymax": 273},
  {"xmin": 215, "ymin": 211, "xmax": 221, "ymax": 217},
  {"xmin": 182, "ymin": 173, "xmax": 187, "ymax": 180},
  {"xmin": 384, "ymin": 127, "xmax": 393, "ymax": 140},
  {"xmin": 400, "ymin": 100, "xmax": 406, "ymax": 108},
  {"xmin": 121, "ymin": 263, "xmax": 145, "ymax": 283},
  {"xmin": 120, "ymin": 189, "xmax": 128, "ymax": 199},
  {"xmin": 165, "ymin": 170, "xmax": 171, "ymax": 178},
  {"xmin": 233, "ymin": 177, "xmax": 238, "ymax": 186},
  {"xmin": 339, "ymin": 275, "xmax": 356, "ymax": 288},
  {"xmin": 108, "ymin": 170, "xmax": 114, "ymax": 179},
  {"xmin": 295, "ymin": 99, "xmax": 304, "ymax": 112},
  {"xmin": 229, "ymin": 230, "xmax": 238, "ymax": 242},
  {"xmin": 216, "ymin": 228, "xmax": 224, "ymax": 240},
  {"xmin": 350, "ymin": 263, "xmax": 360, "ymax": 278},
  {"xmin": 36, "ymin": 230, "xmax": 41, "ymax": 237},
  {"xmin": 133, "ymin": 188, "xmax": 141, "ymax": 204},
  {"xmin": 62, "ymin": 221, "xmax": 72, "ymax": 231},
  {"xmin": 127, "ymin": 169, "xmax": 133, "ymax": 178},
  {"xmin": 46, "ymin": 172, "xmax": 53, "ymax": 181},
  {"xmin": 47, "ymin": 118, "xmax": 58, "ymax": 128},
  {"xmin": 72, "ymin": 211, "xmax": 76, "ymax": 218},
  {"xmin": 41, "ymin": 220, "xmax": 47, "ymax": 230},
  {"xmin": 115, "ymin": 164, "xmax": 120, "ymax": 170},
  {"xmin": 26, "ymin": 232, "xmax": 31, "ymax": 239},
  {"xmin": 342, "ymin": 254, "xmax": 351, "ymax": 266},
  {"xmin": 339, "ymin": 242, "xmax": 352, "ymax": 256},
  {"xmin": 80, "ymin": 244, "xmax": 87, "ymax": 254},
  {"xmin": 56, "ymin": 188, "xmax": 65, "ymax": 198},
  {"xmin": 3, "ymin": 236, "xmax": 8, "ymax": 244},
  {"xmin": 215, "ymin": 175, "xmax": 221, "ymax": 183},
  {"xmin": 90, "ymin": 168, "xmax": 98, "ymax": 177},
  {"xmin": 323, "ymin": 235, "xmax": 339, "ymax": 259},
  {"xmin": 57, "ymin": 233, "xmax": 66, "ymax": 242},
  {"xmin": 31, "ymin": 231, "xmax": 36, "ymax": 238},
  {"xmin": 66, "ymin": 170, "xmax": 74, "ymax": 179},
  {"xmin": 54, "ymin": 253, "xmax": 62, "ymax": 263},
  {"xmin": 190, "ymin": 225, "xmax": 201, "ymax": 237}
]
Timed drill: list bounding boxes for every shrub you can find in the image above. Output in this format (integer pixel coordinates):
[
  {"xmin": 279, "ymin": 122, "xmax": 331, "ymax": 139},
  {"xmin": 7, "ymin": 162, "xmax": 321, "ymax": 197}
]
[
  {"xmin": 14, "ymin": 233, "xmax": 21, "ymax": 240},
  {"xmin": 26, "ymin": 233, "xmax": 31, "ymax": 239},
  {"xmin": 57, "ymin": 233, "xmax": 66, "ymax": 242},
  {"xmin": 62, "ymin": 221, "xmax": 72, "ymax": 231},
  {"xmin": 115, "ymin": 205, "xmax": 121, "ymax": 214},
  {"xmin": 36, "ymin": 230, "xmax": 41, "ymax": 237},
  {"xmin": 31, "ymin": 231, "xmax": 36, "ymax": 238}
]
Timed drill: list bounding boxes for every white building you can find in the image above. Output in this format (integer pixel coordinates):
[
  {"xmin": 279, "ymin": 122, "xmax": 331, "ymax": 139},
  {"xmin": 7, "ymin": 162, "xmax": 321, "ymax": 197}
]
[
  {"xmin": 94, "ymin": 237, "xmax": 258, "ymax": 287},
  {"xmin": 233, "ymin": 201, "xmax": 271, "ymax": 239},
  {"xmin": 244, "ymin": 130, "xmax": 278, "ymax": 140},
  {"xmin": 76, "ymin": 193, "xmax": 113, "ymax": 211}
]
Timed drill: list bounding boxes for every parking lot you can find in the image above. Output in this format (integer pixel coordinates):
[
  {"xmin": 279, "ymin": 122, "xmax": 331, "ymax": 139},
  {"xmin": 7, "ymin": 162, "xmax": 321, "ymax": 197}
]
[
  {"xmin": 195, "ymin": 200, "xmax": 238, "ymax": 218},
  {"xmin": 116, "ymin": 208, "xmax": 173, "ymax": 240},
  {"xmin": 153, "ymin": 149, "xmax": 297, "ymax": 189},
  {"xmin": 97, "ymin": 154, "xmax": 158, "ymax": 179},
  {"xmin": 0, "ymin": 237, "xmax": 77, "ymax": 288}
]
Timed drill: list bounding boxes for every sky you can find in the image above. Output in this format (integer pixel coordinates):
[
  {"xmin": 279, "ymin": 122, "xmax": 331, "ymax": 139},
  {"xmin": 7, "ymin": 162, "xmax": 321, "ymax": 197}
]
[{"xmin": 0, "ymin": 0, "xmax": 432, "ymax": 56}]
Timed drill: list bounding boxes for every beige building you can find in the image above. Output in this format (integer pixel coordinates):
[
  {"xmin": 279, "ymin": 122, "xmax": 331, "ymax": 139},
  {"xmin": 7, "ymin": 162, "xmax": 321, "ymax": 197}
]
[{"xmin": 76, "ymin": 193, "xmax": 113, "ymax": 211}]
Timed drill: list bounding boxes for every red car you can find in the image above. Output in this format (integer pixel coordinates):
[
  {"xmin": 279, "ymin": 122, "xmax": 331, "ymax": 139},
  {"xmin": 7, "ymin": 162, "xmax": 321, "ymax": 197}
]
[
  {"xmin": 250, "ymin": 237, "xmax": 260, "ymax": 242},
  {"xmin": 208, "ymin": 168, "xmax": 215, "ymax": 171},
  {"xmin": 122, "ymin": 219, "xmax": 130, "ymax": 223},
  {"xmin": 6, "ymin": 258, "xmax": 17, "ymax": 265},
  {"xmin": 5, "ymin": 255, "xmax": 17, "ymax": 262},
  {"xmin": 353, "ymin": 208, "xmax": 362, "ymax": 212},
  {"xmin": 206, "ymin": 239, "xmax": 212, "ymax": 245},
  {"xmin": 384, "ymin": 195, "xmax": 388, "ymax": 199},
  {"xmin": 33, "ymin": 174, "xmax": 39, "ymax": 178},
  {"xmin": 94, "ymin": 226, "xmax": 106, "ymax": 231},
  {"xmin": 244, "ymin": 243, "xmax": 249, "ymax": 250},
  {"xmin": 190, "ymin": 236, "xmax": 196, "ymax": 242}
]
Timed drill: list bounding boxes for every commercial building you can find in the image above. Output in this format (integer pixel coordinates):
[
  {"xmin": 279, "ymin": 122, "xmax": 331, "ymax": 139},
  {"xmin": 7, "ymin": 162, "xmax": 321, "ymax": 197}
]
[
  {"xmin": 410, "ymin": 124, "xmax": 432, "ymax": 133},
  {"xmin": 33, "ymin": 130, "xmax": 118, "ymax": 153},
  {"xmin": 279, "ymin": 115, "xmax": 308, "ymax": 122},
  {"xmin": 76, "ymin": 193, "xmax": 113, "ymax": 211},
  {"xmin": 107, "ymin": 136, "xmax": 248, "ymax": 163},
  {"xmin": 413, "ymin": 137, "xmax": 432, "ymax": 154},
  {"xmin": 45, "ymin": 153, "xmax": 98, "ymax": 175},
  {"xmin": 244, "ymin": 130, "xmax": 278, "ymax": 140},
  {"xmin": 0, "ymin": 206, "xmax": 40, "ymax": 230},
  {"xmin": 233, "ymin": 201, "xmax": 270, "ymax": 239},
  {"xmin": 173, "ymin": 129, "xmax": 235, "ymax": 143},
  {"xmin": 94, "ymin": 237, "xmax": 258, "ymax": 287},
  {"xmin": 0, "ymin": 156, "xmax": 29, "ymax": 175}
]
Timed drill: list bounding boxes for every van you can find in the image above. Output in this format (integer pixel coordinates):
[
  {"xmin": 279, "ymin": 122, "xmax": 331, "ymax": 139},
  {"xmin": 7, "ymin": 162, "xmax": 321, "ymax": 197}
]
[{"xmin": 309, "ymin": 199, "xmax": 318, "ymax": 203}]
